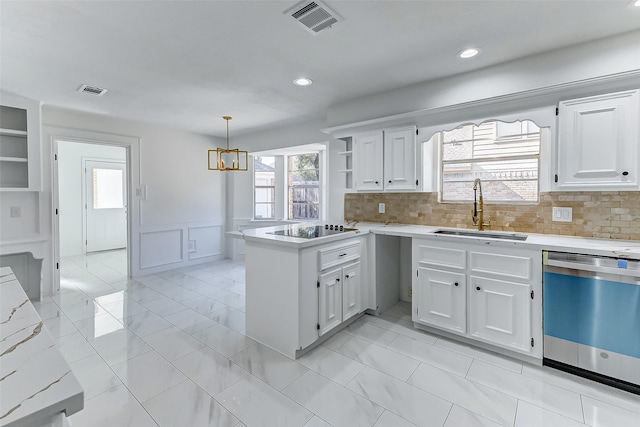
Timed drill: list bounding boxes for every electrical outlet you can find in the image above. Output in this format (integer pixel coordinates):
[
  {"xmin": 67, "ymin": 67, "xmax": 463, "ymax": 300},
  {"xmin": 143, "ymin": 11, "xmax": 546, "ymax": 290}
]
[
  {"xmin": 10, "ymin": 207, "xmax": 21, "ymax": 218},
  {"xmin": 188, "ymin": 240, "xmax": 196, "ymax": 253},
  {"xmin": 408, "ymin": 285, "xmax": 412, "ymax": 298},
  {"xmin": 378, "ymin": 203, "xmax": 385, "ymax": 214},
  {"xmin": 552, "ymin": 207, "xmax": 572, "ymax": 222}
]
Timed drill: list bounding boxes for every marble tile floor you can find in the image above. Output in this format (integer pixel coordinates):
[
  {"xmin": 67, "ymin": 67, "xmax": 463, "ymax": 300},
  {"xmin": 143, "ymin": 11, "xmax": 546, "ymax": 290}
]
[{"xmin": 30, "ymin": 249, "xmax": 640, "ymax": 427}]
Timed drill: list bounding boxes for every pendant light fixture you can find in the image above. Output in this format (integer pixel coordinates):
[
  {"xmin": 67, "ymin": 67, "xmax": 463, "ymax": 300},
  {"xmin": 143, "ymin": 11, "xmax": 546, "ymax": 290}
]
[{"xmin": 208, "ymin": 115, "xmax": 248, "ymax": 171}]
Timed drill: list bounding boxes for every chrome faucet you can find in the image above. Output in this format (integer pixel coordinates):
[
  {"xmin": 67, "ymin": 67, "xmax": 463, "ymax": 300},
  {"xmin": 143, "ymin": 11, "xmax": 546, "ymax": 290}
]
[{"xmin": 471, "ymin": 178, "xmax": 490, "ymax": 231}]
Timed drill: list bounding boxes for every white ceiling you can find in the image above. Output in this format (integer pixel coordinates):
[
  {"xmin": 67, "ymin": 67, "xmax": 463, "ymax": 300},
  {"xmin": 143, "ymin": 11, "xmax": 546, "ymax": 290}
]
[{"xmin": 2, "ymin": 0, "xmax": 640, "ymax": 137}]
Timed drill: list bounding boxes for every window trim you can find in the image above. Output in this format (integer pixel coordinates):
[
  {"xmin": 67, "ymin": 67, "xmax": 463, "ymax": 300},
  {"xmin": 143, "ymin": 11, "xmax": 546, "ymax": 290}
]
[
  {"xmin": 437, "ymin": 119, "xmax": 543, "ymax": 204},
  {"xmin": 287, "ymin": 152, "xmax": 320, "ymax": 220},
  {"xmin": 250, "ymin": 146, "xmax": 326, "ymax": 221},
  {"xmin": 253, "ymin": 156, "xmax": 276, "ymax": 220}
]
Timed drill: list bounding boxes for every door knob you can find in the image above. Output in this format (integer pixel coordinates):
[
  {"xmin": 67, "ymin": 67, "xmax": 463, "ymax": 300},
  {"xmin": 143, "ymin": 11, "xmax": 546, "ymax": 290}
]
[
  {"xmin": 454, "ymin": 282, "xmax": 459, "ymax": 287},
  {"xmin": 476, "ymin": 286, "xmax": 481, "ymax": 291}
]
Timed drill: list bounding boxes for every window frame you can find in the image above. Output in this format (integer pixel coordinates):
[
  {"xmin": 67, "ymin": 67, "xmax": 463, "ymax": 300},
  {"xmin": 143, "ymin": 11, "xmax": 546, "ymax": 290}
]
[
  {"xmin": 437, "ymin": 119, "xmax": 542, "ymax": 204},
  {"xmin": 250, "ymin": 147, "xmax": 325, "ymax": 222},
  {"xmin": 253, "ymin": 156, "xmax": 276, "ymax": 220},
  {"xmin": 287, "ymin": 152, "xmax": 320, "ymax": 220}
]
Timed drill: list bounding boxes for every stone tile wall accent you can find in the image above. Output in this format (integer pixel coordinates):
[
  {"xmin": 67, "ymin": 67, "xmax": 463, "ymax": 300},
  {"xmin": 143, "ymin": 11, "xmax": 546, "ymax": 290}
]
[{"xmin": 344, "ymin": 192, "xmax": 640, "ymax": 240}]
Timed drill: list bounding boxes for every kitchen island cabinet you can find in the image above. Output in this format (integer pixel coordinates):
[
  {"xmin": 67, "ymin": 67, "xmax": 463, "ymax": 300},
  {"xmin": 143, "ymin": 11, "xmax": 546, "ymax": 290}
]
[{"xmin": 244, "ymin": 231, "xmax": 370, "ymax": 359}]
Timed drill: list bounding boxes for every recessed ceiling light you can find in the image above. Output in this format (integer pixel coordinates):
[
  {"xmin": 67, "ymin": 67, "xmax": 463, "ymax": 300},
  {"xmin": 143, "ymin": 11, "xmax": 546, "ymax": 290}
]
[
  {"xmin": 459, "ymin": 48, "xmax": 480, "ymax": 59},
  {"xmin": 293, "ymin": 77, "xmax": 313, "ymax": 86},
  {"xmin": 632, "ymin": 0, "xmax": 640, "ymax": 7}
]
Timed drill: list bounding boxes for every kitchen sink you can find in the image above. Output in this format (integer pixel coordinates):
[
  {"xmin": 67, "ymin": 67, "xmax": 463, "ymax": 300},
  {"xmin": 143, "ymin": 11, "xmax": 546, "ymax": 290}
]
[{"xmin": 433, "ymin": 229, "xmax": 528, "ymax": 241}]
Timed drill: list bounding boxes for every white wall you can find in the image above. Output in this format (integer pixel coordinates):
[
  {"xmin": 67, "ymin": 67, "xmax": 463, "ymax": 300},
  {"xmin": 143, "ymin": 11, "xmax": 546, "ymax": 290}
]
[
  {"xmin": 327, "ymin": 30, "xmax": 640, "ymax": 127},
  {"xmin": 0, "ymin": 192, "xmax": 39, "ymax": 238},
  {"xmin": 39, "ymin": 106, "xmax": 226, "ymax": 294},
  {"xmin": 58, "ymin": 141, "xmax": 126, "ymax": 257}
]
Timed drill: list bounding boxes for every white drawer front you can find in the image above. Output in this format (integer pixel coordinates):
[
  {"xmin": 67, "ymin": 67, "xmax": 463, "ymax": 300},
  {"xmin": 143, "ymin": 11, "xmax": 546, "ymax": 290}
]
[
  {"xmin": 318, "ymin": 241, "xmax": 360, "ymax": 271},
  {"xmin": 415, "ymin": 244, "xmax": 465, "ymax": 270},
  {"xmin": 469, "ymin": 251, "xmax": 532, "ymax": 280}
]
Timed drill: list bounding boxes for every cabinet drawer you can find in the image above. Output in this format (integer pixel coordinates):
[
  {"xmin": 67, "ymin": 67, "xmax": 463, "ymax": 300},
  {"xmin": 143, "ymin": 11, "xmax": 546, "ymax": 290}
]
[
  {"xmin": 318, "ymin": 240, "xmax": 361, "ymax": 271},
  {"xmin": 415, "ymin": 243, "xmax": 465, "ymax": 270},
  {"xmin": 469, "ymin": 251, "xmax": 532, "ymax": 280}
]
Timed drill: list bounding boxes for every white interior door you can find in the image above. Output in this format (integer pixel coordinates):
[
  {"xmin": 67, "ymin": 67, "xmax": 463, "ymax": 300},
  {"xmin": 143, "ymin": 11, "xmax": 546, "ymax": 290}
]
[{"xmin": 85, "ymin": 160, "xmax": 127, "ymax": 253}]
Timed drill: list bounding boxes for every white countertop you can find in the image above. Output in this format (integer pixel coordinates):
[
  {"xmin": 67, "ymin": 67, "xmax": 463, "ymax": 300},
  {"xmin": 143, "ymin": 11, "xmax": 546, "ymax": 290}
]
[
  {"xmin": 0, "ymin": 267, "xmax": 83, "ymax": 427},
  {"xmin": 237, "ymin": 222, "xmax": 640, "ymax": 259},
  {"xmin": 239, "ymin": 223, "xmax": 365, "ymax": 248}
]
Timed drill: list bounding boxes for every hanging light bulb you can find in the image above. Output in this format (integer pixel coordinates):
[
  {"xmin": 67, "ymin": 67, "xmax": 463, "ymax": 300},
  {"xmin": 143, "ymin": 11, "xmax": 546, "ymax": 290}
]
[{"xmin": 208, "ymin": 115, "xmax": 248, "ymax": 171}]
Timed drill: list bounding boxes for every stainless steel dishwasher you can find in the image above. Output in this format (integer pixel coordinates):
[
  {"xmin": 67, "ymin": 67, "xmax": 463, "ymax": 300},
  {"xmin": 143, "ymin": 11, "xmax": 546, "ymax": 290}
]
[{"xmin": 543, "ymin": 251, "xmax": 640, "ymax": 394}]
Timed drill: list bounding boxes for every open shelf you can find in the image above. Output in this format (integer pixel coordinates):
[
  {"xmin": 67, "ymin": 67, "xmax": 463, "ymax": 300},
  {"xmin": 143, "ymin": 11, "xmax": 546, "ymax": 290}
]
[
  {"xmin": 0, "ymin": 156, "xmax": 28, "ymax": 163},
  {"xmin": 0, "ymin": 128, "xmax": 28, "ymax": 137},
  {"xmin": 0, "ymin": 102, "xmax": 34, "ymax": 190}
]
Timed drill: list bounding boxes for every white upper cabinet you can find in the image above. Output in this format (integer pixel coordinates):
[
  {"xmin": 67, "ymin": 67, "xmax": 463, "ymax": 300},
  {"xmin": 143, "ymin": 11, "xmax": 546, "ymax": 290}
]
[
  {"xmin": 384, "ymin": 125, "xmax": 417, "ymax": 191},
  {"xmin": 353, "ymin": 125, "xmax": 417, "ymax": 192},
  {"xmin": 353, "ymin": 131, "xmax": 384, "ymax": 191},
  {"xmin": 557, "ymin": 89, "xmax": 640, "ymax": 191},
  {"xmin": 0, "ymin": 91, "xmax": 42, "ymax": 191}
]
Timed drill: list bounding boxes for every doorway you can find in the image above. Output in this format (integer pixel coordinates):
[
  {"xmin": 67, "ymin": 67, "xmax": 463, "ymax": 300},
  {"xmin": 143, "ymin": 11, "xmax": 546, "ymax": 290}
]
[
  {"xmin": 57, "ymin": 141, "xmax": 128, "ymax": 260},
  {"xmin": 84, "ymin": 159, "xmax": 127, "ymax": 253}
]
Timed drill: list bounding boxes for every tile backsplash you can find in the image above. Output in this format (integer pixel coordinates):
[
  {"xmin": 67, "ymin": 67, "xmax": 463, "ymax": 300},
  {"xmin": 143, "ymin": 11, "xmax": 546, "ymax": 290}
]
[{"xmin": 344, "ymin": 191, "xmax": 640, "ymax": 240}]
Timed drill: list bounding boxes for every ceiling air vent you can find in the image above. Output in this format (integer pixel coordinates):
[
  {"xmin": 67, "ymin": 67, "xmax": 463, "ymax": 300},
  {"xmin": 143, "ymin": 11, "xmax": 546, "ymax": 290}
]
[
  {"xmin": 285, "ymin": 1, "xmax": 342, "ymax": 35},
  {"xmin": 78, "ymin": 84, "xmax": 108, "ymax": 96}
]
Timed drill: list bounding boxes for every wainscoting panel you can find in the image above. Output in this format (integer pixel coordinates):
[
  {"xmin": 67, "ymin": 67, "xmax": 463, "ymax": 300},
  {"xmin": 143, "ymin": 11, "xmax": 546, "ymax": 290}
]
[
  {"xmin": 188, "ymin": 225, "xmax": 223, "ymax": 260},
  {"xmin": 140, "ymin": 229, "xmax": 183, "ymax": 269}
]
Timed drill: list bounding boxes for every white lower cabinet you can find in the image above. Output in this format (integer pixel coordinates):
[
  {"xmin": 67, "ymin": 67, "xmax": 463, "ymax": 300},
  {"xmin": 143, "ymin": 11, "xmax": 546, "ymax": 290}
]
[
  {"xmin": 318, "ymin": 260, "xmax": 361, "ymax": 336},
  {"xmin": 413, "ymin": 238, "xmax": 542, "ymax": 359},
  {"xmin": 415, "ymin": 267, "xmax": 466, "ymax": 334},
  {"xmin": 342, "ymin": 261, "xmax": 362, "ymax": 322},
  {"xmin": 468, "ymin": 275, "xmax": 532, "ymax": 353}
]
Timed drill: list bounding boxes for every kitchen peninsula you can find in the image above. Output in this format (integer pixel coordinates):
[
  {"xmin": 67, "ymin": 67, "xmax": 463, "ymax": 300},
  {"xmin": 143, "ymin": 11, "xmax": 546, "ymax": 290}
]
[{"xmin": 242, "ymin": 222, "xmax": 640, "ymax": 364}]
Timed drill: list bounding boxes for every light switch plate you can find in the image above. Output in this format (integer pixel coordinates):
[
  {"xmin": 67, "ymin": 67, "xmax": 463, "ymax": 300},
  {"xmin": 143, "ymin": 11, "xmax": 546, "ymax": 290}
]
[{"xmin": 552, "ymin": 207, "xmax": 572, "ymax": 222}]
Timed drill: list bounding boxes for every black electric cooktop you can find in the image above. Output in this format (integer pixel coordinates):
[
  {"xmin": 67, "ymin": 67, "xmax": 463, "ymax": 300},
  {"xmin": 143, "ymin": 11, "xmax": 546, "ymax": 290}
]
[{"xmin": 268, "ymin": 224, "xmax": 357, "ymax": 239}]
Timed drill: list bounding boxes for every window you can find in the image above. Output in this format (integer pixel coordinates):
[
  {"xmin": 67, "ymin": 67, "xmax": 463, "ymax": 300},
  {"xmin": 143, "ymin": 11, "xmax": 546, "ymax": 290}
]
[
  {"xmin": 253, "ymin": 156, "xmax": 276, "ymax": 219},
  {"xmin": 288, "ymin": 153, "xmax": 319, "ymax": 220},
  {"xmin": 251, "ymin": 147, "xmax": 324, "ymax": 221},
  {"xmin": 440, "ymin": 120, "xmax": 541, "ymax": 202},
  {"xmin": 93, "ymin": 168, "xmax": 124, "ymax": 209}
]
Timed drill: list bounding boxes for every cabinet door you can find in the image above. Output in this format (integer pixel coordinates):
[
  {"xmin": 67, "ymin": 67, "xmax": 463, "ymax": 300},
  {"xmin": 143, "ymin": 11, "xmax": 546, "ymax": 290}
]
[
  {"xmin": 342, "ymin": 261, "xmax": 361, "ymax": 322},
  {"xmin": 384, "ymin": 125, "xmax": 417, "ymax": 191},
  {"xmin": 469, "ymin": 275, "xmax": 532, "ymax": 354},
  {"xmin": 415, "ymin": 267, "xmax": 466, "ymax": 334},
  {"xmin": 353, "ymin": 131, "xmax": 383, "ymax": 191},
  {"xmin": 557, "ymin": 89, "xmax": 639, "ymax": 190},
  {"xmin": 318, "ymin": 268, "xmax": 343, "ymax": 336}
]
